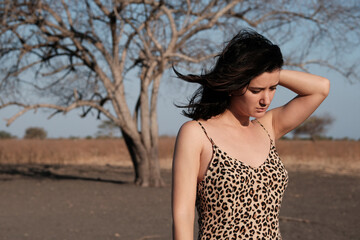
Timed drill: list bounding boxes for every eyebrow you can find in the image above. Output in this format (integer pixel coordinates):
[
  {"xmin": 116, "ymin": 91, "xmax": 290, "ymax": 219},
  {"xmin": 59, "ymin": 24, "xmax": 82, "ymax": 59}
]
[{"xmin": 248, "ymin": 84, "xmax": 279, "ymax": 90}]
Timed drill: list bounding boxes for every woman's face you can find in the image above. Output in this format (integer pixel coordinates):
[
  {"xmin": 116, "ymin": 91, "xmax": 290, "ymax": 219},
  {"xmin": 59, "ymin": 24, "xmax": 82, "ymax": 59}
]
[{"xmin": 229, "ymin": 70, "xmax": 280, "ymax": 118}]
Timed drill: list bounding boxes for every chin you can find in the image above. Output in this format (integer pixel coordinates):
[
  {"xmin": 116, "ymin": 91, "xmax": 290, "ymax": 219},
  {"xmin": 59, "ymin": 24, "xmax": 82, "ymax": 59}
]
[{"xmin": 252, "ymin": 112, "xmax": 266, "ymax": 118}]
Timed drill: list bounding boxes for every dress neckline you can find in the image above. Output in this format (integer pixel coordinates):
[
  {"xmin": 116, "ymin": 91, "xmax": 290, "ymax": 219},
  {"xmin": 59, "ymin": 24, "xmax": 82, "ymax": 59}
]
[
  {"xmin": 212, "ymin": 139, "xmax": 273, "ymax": 170},
  {"xmin": 197, "ymin": 140, "xmax": 274, "ymax": 187}
]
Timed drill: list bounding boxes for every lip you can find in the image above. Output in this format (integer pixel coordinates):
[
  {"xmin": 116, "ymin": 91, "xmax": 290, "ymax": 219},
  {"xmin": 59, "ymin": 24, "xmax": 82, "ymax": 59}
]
[{"xmin": 256, "ymin": 108, "xmax": 267, "ymax": 112}]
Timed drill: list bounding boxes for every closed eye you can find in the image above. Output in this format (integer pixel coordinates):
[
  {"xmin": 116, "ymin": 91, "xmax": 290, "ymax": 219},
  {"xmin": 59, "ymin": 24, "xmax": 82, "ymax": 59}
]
[{"xmin": 250, "ymin": 90, "xmax": 261, "ymax": 94}]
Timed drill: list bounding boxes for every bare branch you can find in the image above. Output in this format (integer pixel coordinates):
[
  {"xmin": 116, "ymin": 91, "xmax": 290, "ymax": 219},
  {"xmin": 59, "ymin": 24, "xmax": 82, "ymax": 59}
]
[
  {"xmin": 175, "ymin": 0, "xmax": 241, "ymax": 50},
  {"xmin": 286, "ymin": 60, "xmax": 358, "ymax": 82},
  {"xmin": 1, "ymin": 100, "xmax": 118, "ymax": 127},
  {"xmin": 167, "ymin": 52, "xmax": 217, "ymax": 63}
]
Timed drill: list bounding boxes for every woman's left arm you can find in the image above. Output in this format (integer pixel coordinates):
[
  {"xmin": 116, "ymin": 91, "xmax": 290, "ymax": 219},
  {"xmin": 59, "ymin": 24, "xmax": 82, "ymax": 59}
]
[{"xmin": 270, "ymin": 69, "xmax": 330, "ymax": 139}]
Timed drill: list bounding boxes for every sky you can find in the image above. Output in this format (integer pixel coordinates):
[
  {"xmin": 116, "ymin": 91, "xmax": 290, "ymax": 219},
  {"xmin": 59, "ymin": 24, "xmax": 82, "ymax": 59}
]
[
  {"xmin": 0, "ymin": 64, "xmax": 360, "ymax": 140},
  {"xmin": 1, "ymin": 20, "xmax": 360, "ymax": 140}
]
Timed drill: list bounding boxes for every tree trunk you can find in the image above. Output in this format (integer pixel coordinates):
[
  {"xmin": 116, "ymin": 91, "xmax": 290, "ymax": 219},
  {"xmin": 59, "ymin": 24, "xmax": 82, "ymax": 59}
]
[{"xmin": 122, "ymin": 130, "xmax": 165, "ymax": 187}]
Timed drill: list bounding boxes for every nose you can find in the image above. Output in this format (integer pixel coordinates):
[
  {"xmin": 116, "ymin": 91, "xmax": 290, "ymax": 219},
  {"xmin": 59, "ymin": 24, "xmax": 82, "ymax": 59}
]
[{"xmin": 260, "ymin": 91, "xmax": 271, "ymax": 107}]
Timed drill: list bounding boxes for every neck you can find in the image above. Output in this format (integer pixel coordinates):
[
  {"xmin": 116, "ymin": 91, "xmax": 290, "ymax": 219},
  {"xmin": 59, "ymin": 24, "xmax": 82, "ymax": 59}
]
[{"xmin": 221, "ymin": 108, "xmax": 251, "ymax": 127}]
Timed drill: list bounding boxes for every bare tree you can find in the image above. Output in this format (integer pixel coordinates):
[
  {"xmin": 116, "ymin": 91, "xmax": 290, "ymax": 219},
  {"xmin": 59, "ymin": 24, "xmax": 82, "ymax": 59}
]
[
  {"xmin": 293, "ymin": 113, "xmax": 334, "ymax": 140},
  {"xmin": 0, "ymin": 0, "xmax": 359, "ymax": 186}
]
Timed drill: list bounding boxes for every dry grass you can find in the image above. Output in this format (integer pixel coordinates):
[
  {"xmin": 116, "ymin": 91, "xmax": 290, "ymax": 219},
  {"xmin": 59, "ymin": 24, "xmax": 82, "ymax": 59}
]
[
  {"xmin": 0, "ymin": 137, "xmax": 359, "ymax": 176},
  {"xmin": 0, "ymin": 139, "xmax": 130, "ymax": 166},
  {"xmin": 0, "ymin": 137, "xmax": 176, "ymax": 168},
  {"xmin": 276, "ymin": 140, "xmax": 360, "ymax": 176}
]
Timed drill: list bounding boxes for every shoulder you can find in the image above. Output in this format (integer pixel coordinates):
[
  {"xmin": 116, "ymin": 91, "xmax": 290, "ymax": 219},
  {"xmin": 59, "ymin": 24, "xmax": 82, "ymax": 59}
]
[
  {"xmin": 178, "ymin": 120, "xmax": 201, "ymax": 133},
  {"xmin": 173, "ymin": 121, "xmax": 204, "ymax": 170},
  {"xmin": 175, "ymin": 120, "xmax": 207, "ymax": 155},
  {"xmin": 177, "ymin": 120, "xmax": 203, "ymax": 140},
  {"xmin": 176, "ymin": 120, "xmax": 204, "ymax": 146}
]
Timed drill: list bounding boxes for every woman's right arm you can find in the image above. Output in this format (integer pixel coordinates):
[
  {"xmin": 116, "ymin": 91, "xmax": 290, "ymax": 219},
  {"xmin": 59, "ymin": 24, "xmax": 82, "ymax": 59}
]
[{"xmin": 172, "ymin": 121, "xmax": 203, "ymax": 240}]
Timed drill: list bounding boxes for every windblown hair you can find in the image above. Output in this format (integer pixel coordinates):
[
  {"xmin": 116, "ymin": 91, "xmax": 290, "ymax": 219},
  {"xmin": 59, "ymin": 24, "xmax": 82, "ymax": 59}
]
[{"xmin": 173, "ymin": 29, "xmax": 284, "ymax": 120}]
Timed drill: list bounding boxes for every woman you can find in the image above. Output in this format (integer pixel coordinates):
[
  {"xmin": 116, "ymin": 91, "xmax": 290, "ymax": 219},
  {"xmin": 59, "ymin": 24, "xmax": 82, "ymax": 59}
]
[{"xmin": 171, "ymin": 29, "xmax": 329, "ymax": 240}]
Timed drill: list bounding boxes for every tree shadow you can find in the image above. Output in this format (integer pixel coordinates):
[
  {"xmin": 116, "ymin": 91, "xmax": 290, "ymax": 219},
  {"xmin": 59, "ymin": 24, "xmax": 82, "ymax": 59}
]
[{"xmin": 0, "ymin": 164, "xmax": 134, "ymax": 184}]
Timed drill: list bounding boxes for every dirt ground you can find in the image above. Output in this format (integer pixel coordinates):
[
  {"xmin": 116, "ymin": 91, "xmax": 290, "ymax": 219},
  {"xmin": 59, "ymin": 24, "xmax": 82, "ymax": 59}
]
[{"xmin": 0, "ymin": 164, "xmax": 359, "ymax": 240}]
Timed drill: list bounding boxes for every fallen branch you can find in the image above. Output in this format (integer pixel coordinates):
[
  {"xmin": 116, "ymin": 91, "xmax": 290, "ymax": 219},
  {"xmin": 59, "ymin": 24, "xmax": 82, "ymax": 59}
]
[{"xmin": 280, "ymin": 216, "xmax": 311, "ymax": 224}]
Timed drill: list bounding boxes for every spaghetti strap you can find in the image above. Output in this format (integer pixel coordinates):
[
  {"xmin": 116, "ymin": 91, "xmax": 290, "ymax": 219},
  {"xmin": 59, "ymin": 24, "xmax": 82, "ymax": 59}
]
[
  {"xmin": 197, "ymin": 121, "xmax": 215, "ymax": 145},
  {"xmin": 254, "ymin": 119, "xmax": 273, "ymax": 143}
]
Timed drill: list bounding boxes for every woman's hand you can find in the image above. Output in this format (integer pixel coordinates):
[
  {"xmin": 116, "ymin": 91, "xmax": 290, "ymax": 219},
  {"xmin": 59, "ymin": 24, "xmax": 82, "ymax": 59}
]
[{"xmin": 266, "ymin": 70, "xmax": 330, "ymax": 139}]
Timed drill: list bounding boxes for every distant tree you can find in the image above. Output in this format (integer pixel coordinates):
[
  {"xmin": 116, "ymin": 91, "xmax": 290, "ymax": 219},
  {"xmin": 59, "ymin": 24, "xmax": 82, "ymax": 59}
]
[
  {"xmin": 0, "ymin": 130, "xmax": 15, "ymax": 139},
  {"xmin": 293, "ymin": 114, "xmax": 334, "ymax": 140},
  {"xmin": 24, "ymin": 127, "xmax": 47, "ymax": 139},
  {"xmin": 68, "ymin": 136, "xmax": 80, "ymax": 139},
  {"xmin": 96, "ymin": 120, "xmax": 120, "ymax": 138}
]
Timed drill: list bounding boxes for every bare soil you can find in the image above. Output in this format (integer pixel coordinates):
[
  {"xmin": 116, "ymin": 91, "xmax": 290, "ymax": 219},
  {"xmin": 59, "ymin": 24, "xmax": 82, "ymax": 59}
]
[{"xmin": 0, "ymin": 164, "xmax": 359, "ymax": 240}]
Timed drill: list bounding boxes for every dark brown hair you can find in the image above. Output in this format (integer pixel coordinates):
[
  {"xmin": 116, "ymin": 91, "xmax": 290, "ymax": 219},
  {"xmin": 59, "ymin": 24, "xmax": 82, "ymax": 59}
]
[{"xmin": 173, "ymin": 29, "xmax": 283, "ymax": 120}]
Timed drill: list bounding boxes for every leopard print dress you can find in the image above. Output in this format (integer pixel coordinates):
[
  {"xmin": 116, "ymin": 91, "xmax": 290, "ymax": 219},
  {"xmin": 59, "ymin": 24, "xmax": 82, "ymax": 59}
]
[{"xmin": 196, "ymin": 120, "xmax": 288, "ymax": 240}]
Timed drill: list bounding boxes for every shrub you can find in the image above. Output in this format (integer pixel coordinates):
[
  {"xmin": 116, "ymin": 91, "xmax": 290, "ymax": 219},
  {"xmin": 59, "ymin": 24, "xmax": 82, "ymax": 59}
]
[
  {"xmin": 24, "ymin": 127, "xmax": 47, "ymax": 139},
  {"xmin": 0, "ymin": 130, "xmax": 14, "ymax": 139},
  {"xmin": 292, "ymin": 113, "xmax": 334, "ymax": 140}
]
